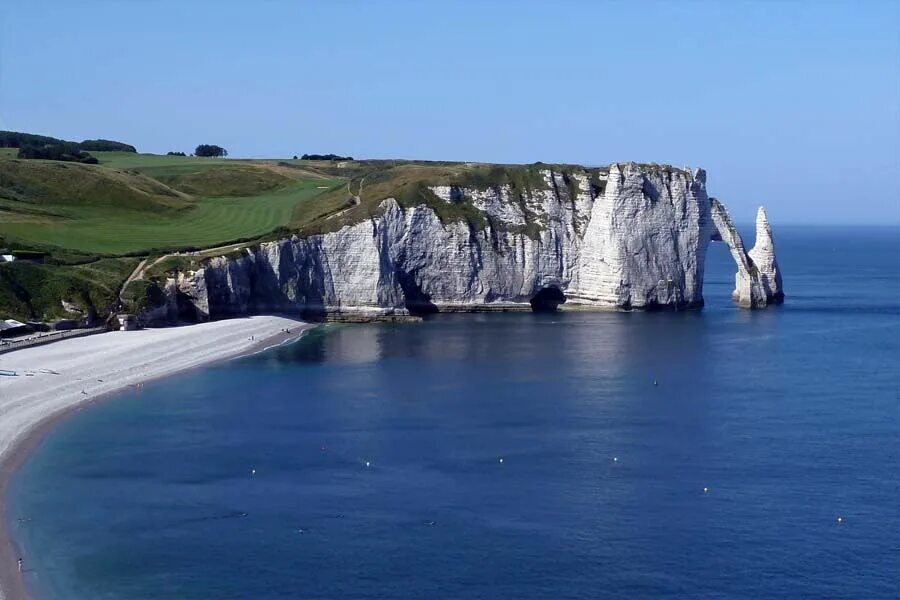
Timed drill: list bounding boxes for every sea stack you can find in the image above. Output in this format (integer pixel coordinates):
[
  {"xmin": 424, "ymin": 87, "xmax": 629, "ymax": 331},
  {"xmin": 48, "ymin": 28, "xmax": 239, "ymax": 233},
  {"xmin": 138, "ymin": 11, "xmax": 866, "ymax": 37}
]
[{"xmin": 747, "ymin": 207, "xmax": 784, "ymax": 305}]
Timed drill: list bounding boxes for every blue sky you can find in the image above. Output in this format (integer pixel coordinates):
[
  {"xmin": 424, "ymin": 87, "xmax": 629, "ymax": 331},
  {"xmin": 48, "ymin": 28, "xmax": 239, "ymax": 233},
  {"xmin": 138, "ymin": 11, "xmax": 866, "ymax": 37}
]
[{"xmin": 1, "ymin": 1, "xmax": 898, "ymax": 224}]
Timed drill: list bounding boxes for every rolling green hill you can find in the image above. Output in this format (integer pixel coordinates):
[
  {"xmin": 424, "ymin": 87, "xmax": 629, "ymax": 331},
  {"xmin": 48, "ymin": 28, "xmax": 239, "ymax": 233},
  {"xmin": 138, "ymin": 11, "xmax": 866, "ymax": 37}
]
[
  {"xmin": 0, "ymin": 156, "xmax": 340, "ymax": 255},
  {"xmin": 0, "ymin": 146, "xmax": 343, "ymax": 322}
]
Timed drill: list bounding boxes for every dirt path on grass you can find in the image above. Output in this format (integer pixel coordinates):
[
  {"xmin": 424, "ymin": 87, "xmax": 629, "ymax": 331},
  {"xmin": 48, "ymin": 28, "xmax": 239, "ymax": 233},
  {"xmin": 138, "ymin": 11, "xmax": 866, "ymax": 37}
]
[
  {"xmin": 118, "ymin": 240, "xmax": 251, "ymax": 302},
  {"xmin": 117, "ymin": 258, "xmax": 147, "ymax": 304}
]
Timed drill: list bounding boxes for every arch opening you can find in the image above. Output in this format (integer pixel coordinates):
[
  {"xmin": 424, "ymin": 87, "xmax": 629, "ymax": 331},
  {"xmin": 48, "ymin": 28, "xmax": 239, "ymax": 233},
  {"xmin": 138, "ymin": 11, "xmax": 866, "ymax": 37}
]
[{"xmin": 702, "ymin": 237, "xmax": 740, "ymax": 307}]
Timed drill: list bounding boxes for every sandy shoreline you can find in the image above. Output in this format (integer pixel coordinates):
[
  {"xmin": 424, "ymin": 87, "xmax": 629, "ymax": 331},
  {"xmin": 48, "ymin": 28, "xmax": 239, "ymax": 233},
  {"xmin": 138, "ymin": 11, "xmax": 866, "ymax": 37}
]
[{"xmin": 0, "ymin": 315, "xmax": 313, "ymax": 600}]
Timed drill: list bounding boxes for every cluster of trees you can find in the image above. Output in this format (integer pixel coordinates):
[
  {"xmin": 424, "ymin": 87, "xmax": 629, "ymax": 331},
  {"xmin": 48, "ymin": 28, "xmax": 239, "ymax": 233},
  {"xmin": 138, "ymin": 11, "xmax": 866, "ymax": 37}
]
[
  {"xmin": 300, "ymin": 153, "xmax": 353, "ymax": 161},
  {"xmin": 195, "ymin": 144, "xmax": 227, "ymax": 158},
  {"xmin": 0, "ymin": 131, "xmax": 61, "ymax": 148},
  {"xmin": 1, "ymin": 131, "xmax": 138, "ymax": 164},
  {"xmin": 17, "ymin": 143, "xmax": 98, "ymax": 164},
  {"xmin": 166, "ymin": 151, "xmax": 187, "ymax": 156},
  {"xmin": 78, "ymin": 139, "xmax": 136, "ymax": 152},
  {"xmin": 0, "ymin": 131, "xmax": 136, "ymax": 152}
]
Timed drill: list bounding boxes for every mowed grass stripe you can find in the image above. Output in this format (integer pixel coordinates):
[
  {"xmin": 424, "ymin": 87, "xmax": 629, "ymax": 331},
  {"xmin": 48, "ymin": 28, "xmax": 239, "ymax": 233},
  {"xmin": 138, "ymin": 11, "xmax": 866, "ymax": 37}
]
[{"xmin": 0, "ymin": 179, "xmax": 341, "ymax": 254}]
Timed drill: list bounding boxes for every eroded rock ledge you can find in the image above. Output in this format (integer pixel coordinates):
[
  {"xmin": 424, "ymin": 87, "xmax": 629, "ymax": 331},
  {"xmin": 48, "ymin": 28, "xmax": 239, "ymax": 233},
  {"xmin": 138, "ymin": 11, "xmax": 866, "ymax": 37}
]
[{"xmin": 141, "ymin": 162, "xmax": 783, "ymax": 323}]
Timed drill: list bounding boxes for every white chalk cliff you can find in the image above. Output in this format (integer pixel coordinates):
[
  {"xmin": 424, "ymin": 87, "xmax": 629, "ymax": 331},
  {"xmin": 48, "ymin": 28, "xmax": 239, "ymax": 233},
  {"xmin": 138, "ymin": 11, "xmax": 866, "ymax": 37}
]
[{"xmin": 147, "ymin": 162, "xmax": 783, "ymax": 322}]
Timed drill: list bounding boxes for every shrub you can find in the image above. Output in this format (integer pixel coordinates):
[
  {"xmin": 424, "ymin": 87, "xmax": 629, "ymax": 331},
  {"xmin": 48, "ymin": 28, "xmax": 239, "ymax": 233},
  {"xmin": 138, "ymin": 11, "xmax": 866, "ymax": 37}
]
[
  {"xmin": 17, "ymin": 142, "xmax": 98, "ymax": 164},
  {"xmin": 121, "ymin": 279, "xmax": 166, "ymax": 314}
]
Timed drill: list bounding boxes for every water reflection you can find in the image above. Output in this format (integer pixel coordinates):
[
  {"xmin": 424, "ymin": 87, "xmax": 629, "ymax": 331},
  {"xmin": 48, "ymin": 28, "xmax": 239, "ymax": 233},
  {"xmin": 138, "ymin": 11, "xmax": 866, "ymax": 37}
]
[{"xmin": 14, "ymin": 227, "xmax": 900, "ymax": 600}]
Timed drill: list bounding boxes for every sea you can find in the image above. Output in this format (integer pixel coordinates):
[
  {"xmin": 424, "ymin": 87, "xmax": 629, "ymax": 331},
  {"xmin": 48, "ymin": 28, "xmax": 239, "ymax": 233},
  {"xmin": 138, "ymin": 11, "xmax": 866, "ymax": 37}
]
[{"xmin": 8, "ymin": 226, "xmax": 900, "ymax": 600}]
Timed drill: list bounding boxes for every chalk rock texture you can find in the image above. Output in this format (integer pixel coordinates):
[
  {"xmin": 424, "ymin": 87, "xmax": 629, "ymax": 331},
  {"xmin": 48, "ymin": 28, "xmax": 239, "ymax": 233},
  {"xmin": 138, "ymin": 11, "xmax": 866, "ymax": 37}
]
[
  {"xmin": 147, "ymin": 163, "xmax": 783, "ymax": 322},
  {"xmin": 710, "ymin": 200, "xmax": 784, "ymax": 308},
  {"xmin": 747, "ymin": 207, "xmax": 784, "ymax": 305}
]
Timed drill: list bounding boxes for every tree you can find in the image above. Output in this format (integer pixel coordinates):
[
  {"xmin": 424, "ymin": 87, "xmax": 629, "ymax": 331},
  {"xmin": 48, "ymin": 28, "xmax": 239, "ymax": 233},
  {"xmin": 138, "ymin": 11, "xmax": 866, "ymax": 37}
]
[
  {"xmin": 79, "ymin": 139, "xmax": 136, "ymax": 152},
  {"xmin": 17, "ymin": 142, "xmax": 98, "ymax": 164},
  {"xmin": 1, "ymin": 131, "xmax": 135, "ymax": 152},
  {"xmin": 0, "ymin": 131, "xmax": 63, "ymax": 148},
  {"xmin": 300, "ymin": 153, "xmax": 353, "ymax": 161},
  {"xmin": 194, "ymin": 144, "xmax": 227, "ymax": 158}
]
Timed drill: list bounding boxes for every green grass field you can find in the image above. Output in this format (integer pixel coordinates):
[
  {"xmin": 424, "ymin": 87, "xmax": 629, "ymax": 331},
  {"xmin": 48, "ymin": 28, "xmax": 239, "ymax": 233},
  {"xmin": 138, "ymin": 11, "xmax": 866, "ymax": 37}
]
[
  {"xmin": 0, "ymin": 150, "xmax": 345, "ymax": 320},
  {"xmin": 92, "ymin": 151, "xmax": 234, "ymax": 169},
  {"xmin": 0, "ymin": 155, "xmax": 341, "ymax": 255},
  {"xmin": 0, "ymin": 179, "xmax": 336, "ymax": 254}
]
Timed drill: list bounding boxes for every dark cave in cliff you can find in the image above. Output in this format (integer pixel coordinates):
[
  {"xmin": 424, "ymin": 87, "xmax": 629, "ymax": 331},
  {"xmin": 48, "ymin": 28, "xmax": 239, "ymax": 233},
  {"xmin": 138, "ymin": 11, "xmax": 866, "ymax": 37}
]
[{"xmin": 529, "ymin": 286, "xmax": 566, "ymax": 312}]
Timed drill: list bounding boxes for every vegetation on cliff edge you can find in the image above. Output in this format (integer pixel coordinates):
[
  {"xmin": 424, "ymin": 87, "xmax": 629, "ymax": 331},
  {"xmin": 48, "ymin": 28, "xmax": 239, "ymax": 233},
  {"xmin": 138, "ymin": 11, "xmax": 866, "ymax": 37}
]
[
  {"xmin": 0, "ymin": 257, "xmax": 139, "ymax": 322},
  {"xmin": 0, "ymin": 132, "xmax": 625, "ymax": 322}
]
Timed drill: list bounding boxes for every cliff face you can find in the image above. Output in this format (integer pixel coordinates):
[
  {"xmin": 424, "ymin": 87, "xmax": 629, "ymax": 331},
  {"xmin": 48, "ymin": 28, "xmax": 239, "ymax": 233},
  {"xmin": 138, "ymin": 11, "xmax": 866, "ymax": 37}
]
[{"xmin": 147, "ymin": 162, "xmax": 783, "ymax": 322}]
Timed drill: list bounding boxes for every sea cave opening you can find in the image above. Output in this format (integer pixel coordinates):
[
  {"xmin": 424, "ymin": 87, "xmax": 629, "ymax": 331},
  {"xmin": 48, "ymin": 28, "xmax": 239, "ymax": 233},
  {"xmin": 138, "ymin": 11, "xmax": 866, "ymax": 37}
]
[
  {"xmin": 530, "ymin": 286, "xmax": 566, "ymax": 312},
  {"xmin": 398, "ymin": 270, "xmax": 438, "ymax": 315}
]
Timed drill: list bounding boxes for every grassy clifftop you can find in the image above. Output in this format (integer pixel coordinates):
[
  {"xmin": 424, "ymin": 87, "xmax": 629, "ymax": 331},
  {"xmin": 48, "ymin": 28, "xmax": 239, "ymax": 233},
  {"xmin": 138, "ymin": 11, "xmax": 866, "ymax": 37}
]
[
  {"xmin": 0, "ymin": 145, "xmax": 619, "ymax": 323},
  {"xmin": 290, "ymin": 161, "xmax": 608, "ymax": 236},
  {"xmin": 0, "ymin": 156, "xmax": 340, "ymax": 256},
  {"xmin": 0, "ymin": 150, "xmax": 341, "ymax": 321}
]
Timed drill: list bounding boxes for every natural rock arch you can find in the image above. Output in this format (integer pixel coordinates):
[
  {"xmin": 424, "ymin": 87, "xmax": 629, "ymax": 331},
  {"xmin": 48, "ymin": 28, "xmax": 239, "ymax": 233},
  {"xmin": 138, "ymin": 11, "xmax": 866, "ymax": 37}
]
[
  {"xmin": 136, "ymin": 164, "xmax": 786, "ymax": 324},
  {"xmin": 710, "ymin": 202, "xmax": 784, "ymax": 308}
]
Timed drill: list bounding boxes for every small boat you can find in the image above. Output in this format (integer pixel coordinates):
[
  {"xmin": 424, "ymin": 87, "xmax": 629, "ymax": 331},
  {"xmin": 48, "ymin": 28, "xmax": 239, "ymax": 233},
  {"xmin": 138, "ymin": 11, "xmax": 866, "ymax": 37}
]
[{"xmin": 0, "ymin": 369, "xmax": 17, "ymax": 377}]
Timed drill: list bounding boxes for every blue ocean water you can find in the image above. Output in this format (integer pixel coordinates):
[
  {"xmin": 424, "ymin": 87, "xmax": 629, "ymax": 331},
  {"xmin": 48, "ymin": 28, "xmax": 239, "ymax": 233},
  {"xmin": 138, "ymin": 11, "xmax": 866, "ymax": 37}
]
[{"xmin": 9, "ymin": 226, "xmax": 900, "ymax": 600}]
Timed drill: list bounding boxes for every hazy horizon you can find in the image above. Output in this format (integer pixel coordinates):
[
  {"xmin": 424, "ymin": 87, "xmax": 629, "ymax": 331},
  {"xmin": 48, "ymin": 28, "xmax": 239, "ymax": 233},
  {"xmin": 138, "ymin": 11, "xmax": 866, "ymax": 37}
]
[{"xmin": 1, "ymin": 0, "xmax": 898, "ymax": 225}]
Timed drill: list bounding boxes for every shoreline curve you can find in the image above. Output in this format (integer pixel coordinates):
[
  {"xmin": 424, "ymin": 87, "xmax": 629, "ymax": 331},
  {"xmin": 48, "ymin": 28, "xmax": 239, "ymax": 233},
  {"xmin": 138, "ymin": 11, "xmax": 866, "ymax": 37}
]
[{"xmin": 0, "ymin": 315, "xmax": 314, "ymax": 600}]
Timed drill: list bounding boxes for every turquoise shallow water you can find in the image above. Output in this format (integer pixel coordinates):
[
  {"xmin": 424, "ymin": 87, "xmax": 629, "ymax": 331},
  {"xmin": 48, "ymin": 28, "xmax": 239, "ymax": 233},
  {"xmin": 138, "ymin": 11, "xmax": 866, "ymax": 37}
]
[{"xmin": 9, "ymin": 226, "xmax": 900, "ymax": 599}]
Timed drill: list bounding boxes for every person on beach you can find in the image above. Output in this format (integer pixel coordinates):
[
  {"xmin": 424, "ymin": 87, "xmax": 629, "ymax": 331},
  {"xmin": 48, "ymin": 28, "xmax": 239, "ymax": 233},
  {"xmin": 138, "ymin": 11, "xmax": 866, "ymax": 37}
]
[{"xmin": 17, "ymin": 557, "xmax": 22, "ymax": 572}]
